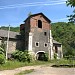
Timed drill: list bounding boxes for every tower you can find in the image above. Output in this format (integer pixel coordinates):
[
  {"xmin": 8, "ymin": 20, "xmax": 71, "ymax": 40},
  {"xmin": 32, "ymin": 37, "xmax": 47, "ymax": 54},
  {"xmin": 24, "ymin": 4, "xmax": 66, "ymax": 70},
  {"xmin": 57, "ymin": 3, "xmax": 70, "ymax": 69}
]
[{"xmin": 20, "ymin": 13, "xmax": 53, "ymax": 60}]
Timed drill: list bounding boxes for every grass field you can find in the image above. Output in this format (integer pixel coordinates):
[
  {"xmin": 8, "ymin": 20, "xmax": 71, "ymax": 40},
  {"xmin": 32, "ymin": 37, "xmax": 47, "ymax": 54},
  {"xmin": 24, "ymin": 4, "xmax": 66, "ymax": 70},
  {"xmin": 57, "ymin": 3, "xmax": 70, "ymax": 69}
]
[
  {"xmin": 0, "ymin": 59, "xmax": 75, "ymax": 70},
  {"xmin": 0, "ymin": 60, "xmax": 51, "ymax": 70}
]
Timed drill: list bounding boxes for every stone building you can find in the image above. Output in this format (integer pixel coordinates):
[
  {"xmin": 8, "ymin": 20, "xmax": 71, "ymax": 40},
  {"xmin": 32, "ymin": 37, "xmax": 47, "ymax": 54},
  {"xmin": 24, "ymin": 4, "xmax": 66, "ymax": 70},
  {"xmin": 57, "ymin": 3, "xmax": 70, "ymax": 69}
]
[
  {"xmin": 0, "ymin": 13, "xmax": 63, "ymax": 59},
  {"xmin": 20, "ymin": 13, "xmax": 63, "ymax": 59},
  {"xmin": 0, "ymin": 29, "xmax": 22, "ymax": 58}
]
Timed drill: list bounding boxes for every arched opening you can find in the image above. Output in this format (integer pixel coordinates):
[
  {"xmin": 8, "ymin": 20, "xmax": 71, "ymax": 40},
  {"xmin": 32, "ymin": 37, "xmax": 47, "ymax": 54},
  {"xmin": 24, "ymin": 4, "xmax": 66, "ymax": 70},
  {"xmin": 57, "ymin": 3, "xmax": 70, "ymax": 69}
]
[
  {"xmin": 38, "ymin": 20, "xmax": 42, "ymax": 28},
  {"xmin": 36, "ymin": 51, "xmax": 48, "ymax": 61}
]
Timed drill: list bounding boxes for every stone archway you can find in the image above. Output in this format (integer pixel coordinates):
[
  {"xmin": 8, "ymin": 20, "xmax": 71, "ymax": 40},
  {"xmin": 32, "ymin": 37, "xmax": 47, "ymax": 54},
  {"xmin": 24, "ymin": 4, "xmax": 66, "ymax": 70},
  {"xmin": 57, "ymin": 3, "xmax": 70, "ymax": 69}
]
[{"xmin": 36, "ymin": 51, "xmax": 45, "ymax": 61}]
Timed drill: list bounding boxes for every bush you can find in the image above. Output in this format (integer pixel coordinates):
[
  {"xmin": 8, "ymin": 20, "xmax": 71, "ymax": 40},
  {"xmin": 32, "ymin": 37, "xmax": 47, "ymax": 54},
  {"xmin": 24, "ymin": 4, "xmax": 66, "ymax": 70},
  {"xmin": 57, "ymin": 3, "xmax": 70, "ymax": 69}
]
[
  {"xmin": 44, "ymin": 53, "xmax": 48, "ymax": 61},
  {"xmin": 12, "ymin": 50, "xmax": 32, "ymax": 62},
  {"xmin": 0, "ymin": 47, "xmax": 5, "ymax": 55},
  {"xmin": 0, "ymin": 54, "xmax": 5, "ymax": 64},
  {"xmin": 54, "ymin": 53, "xmax": 57, "ymax": 60}
]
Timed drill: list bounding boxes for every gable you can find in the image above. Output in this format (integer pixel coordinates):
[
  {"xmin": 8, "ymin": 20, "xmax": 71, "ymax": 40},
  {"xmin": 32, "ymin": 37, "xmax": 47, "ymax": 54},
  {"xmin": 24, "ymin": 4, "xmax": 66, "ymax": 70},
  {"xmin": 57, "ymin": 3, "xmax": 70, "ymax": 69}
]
[
  {"xmin": 30, "ymin": 14, "xmax": 51, "ymax": 30},
  {"xmin": 24, "ymin": 13, "xmax": 51, "ymax": 23}
]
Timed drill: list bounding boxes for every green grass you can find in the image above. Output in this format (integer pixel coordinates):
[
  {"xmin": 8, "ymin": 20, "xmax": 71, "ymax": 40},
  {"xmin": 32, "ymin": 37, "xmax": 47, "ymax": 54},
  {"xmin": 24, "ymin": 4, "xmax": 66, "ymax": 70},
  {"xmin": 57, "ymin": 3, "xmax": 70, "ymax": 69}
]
[
  {"xmin": 1, "ymin": 59, "xmax": 75, "ymax": 70},
  {"xmin": 15, "ymin": 69, "xmax": 34, "ymax": 75},
  {"xmin": 0, "ymin": 60, "xmax": 51, "ymax": 70},
  {"xmin": 52, "ymin": 59, "xmax": 75, "ymax": 67},
  {"xmin": 0, "ymin": 60, "xmax": 26, "ymax": 70}
]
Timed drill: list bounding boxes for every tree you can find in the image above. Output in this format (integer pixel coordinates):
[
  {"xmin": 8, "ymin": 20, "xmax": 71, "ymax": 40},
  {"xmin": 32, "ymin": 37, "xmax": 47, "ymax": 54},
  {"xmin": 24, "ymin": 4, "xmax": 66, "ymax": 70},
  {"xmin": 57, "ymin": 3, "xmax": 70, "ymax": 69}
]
[
  {"xmin": 51, "ymin": 22, "xmax": 75, "ymax": 57},
  {"xmin": 66, "ymin": 0, "xmax": 75, "ymax": 7},
  {"xmin": 66, "ymin": 0, "xmax": 75, "ymax": 23}
]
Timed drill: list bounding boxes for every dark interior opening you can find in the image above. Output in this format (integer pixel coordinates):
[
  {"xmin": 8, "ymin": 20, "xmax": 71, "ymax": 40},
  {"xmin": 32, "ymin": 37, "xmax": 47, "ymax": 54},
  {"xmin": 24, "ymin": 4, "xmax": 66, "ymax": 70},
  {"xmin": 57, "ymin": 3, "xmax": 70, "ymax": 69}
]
[
  {"xmin": 55, "ymin": 46, "xmax": 58, "ymax": 53},
  {"xmin": 36, "ymin": 52, "xmax": 48, "ymax": 61},
  {"xmin": 45, "ymin": 43, "xmax": 47, "ymax": 47},
  {"xmin": 38, "ymin": 20, "xmax": 42, "ymax": 28},
  {"xmin": 36, "ymin": 42, "xmax": 39, "ymax": 46},
  {"xmin": 44, "ymin": 32, "xmax": 47, "ymax": 36}
]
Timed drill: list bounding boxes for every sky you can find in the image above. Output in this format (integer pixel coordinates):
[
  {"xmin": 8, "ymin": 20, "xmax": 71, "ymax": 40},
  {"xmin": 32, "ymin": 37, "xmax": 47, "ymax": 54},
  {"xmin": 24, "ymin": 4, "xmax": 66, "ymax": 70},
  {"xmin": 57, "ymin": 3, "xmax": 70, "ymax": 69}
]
[{"xmin": 0, "ymin": 0, "xmax": 74, "ymax": 27}]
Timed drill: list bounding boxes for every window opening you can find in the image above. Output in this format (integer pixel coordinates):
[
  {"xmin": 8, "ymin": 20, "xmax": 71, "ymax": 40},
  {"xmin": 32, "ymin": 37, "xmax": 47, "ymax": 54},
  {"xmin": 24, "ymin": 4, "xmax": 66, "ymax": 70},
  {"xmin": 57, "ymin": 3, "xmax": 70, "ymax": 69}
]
[
  {"xmin": 44, "ymin": 32, "xmax": 47, "ymax": 36},
  {"xmin": 35, "ymin": 42, "xmax": 39, "ymax": 47},
  {"xmin": 44, "ymin": 43, "xmax": 48, "ymax": 47},
  {"xmin": 38, "ymin": 20, "xmax": 42, "ymax": 28},
  {"xmin": 55, "ymin": 46, "xmax": 58, "ymax": 53}
]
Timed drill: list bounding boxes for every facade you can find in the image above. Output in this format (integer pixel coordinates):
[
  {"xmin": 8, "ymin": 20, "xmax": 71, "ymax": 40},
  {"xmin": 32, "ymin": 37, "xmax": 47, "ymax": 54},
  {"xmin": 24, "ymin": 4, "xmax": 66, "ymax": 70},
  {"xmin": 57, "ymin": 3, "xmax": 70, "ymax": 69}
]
[
  {"xmin": 0, "ymin": 13, "xmax": 63, "ymax": 59},
  {"xmin": 20, "ymin": 13, "xmax": 63, "ymax": 59}
]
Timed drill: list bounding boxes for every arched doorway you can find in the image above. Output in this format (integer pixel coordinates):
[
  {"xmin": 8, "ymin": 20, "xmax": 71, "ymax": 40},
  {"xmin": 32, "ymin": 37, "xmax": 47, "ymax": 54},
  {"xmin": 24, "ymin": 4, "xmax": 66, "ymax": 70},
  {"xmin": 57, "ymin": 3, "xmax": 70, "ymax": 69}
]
[{"xmin": 36, "ymin": 51, "xmax": 45, "ymax": 61}]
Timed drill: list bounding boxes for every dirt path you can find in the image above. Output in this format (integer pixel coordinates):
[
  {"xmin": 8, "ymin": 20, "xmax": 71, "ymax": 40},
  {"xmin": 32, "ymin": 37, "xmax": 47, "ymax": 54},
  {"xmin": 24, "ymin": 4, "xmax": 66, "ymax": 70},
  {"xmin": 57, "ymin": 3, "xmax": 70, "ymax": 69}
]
[
  {"xmin": 26, "ymin": 67, "xmax": 75, "ymax": 75},
  {"xmin": 0, "ymin": 66, "xmax": 41, "ymax": 75},
  {"xmin": 0, "ymin": 65, "xmax": 75, "ymax": 75}
]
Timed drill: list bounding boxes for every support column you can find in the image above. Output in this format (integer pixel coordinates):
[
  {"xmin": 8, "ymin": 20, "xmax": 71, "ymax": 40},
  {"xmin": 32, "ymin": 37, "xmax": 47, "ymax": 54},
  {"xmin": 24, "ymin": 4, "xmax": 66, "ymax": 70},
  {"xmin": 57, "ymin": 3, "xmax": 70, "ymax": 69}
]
[
  {"xmin": 49, "ymin": 30, "xmax": 54, "ymax": 60},
  {"xmin": 28, "ymin": 32, "xmax": 33, "ymax": 52}
]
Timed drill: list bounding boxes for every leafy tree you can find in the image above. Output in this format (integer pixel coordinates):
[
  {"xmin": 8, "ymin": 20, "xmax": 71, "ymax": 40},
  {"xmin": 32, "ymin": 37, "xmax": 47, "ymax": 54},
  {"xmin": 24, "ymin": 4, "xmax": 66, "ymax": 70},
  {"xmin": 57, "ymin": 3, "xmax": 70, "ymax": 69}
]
[
  {"xmin": 0, "ymin": 26, "xmax": 20, "ymax": 32},
  {"xmin": 66, "ymin": 0, "xmax": 75, "ymax": 7},
  {"xmin": 66, "ymin": 0, "xmax": 75, "ymax": 23},
  {"xmin": 52, "ymin": 22, "xmax": 75, "ymax": 57}
]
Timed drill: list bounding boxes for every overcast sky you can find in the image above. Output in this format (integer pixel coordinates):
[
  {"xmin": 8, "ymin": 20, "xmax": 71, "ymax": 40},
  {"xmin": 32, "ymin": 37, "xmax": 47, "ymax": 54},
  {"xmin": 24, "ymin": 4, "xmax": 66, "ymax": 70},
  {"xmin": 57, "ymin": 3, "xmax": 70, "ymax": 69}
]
[{"xmin": 0, "ymin": 0, "xmax": 74, "ymax": 27}]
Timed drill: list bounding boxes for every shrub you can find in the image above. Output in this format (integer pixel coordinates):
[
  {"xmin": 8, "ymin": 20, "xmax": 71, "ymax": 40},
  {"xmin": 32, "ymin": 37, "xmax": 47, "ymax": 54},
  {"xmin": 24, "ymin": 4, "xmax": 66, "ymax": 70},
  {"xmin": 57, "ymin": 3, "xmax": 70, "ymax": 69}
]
[
  {"xmin": 0, "ymin": 54, "xmax": 5, "ymax": 64},
  {"xmin": 44, "ymin": 53, "xmax": 48, "ymax": 61},
  {"xmin": 0, "ymin": 47, "xmax": 5, "ymax": 55},
  {"xmin": 12, "ymin": 50, "xmax": 32, "ymax": 62},
  {"xmin": 54, "ymin": 53, "xmax": 57, "ymax": 60}
]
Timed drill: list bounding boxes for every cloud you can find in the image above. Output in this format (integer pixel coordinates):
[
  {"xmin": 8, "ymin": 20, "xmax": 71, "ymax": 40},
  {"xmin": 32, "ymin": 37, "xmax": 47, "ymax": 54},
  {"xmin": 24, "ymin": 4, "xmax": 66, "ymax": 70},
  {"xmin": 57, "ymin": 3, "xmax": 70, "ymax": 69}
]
[{"xmin": 0, "ymin": 1, "xmax": 66, "ymax": 9}]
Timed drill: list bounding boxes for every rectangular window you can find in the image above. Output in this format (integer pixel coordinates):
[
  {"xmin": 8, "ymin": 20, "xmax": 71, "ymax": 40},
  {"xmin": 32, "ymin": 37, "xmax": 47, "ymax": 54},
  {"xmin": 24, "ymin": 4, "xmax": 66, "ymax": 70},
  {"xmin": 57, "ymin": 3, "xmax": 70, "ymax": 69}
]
[
  {"xmin": 35, "ymin": 42, "xmax": 39, "ymax": 47},
  {"xmin": 44, "ymin": 43, "xmax": 48, "ymax": 47},
  {"xmin": 38, "ymin": 20, "xmax": 42, "ymax": 28}
]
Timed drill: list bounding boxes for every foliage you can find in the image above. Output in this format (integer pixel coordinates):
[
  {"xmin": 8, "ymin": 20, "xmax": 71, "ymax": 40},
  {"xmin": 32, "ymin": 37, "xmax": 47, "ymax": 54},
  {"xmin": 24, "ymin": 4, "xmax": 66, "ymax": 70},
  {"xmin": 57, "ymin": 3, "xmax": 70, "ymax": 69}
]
[
  {"xmin": 52, "ymin": 58, "xmax": 75, "ymax": 68},
  {"xmin": 0, "ymin": 47, "xmax": 5, "ymax": 55},
  {"xmin": 0, "ymin": 39, "xmax": 6, "ymax": 55},
  {"xmin": 54, "ymin": 53, "xmax": 57, "ymax": 60},
  {"xmin": 44, "ymin": 53, "xmax": 49, "ymax": 61},
  {"xmin": 67, "ymin": 10, "xmax": 75, "ymax": 23},
  {"xmin": 0, "ymin": 60, "xmax": 51, "ymax": 70},
  {"xmin": 0, "ymin": 26, "xmax": 20, "ymax": 32},
  {"xmin": 12, "ymin": 50, "xmax": 32, "ymax": 62},
  {"xmin": 15, "ymin": 69, "xmax": 34, "ymax": 75},
  {"xmin": 0, "ymin": 54, "xmax": 5, "ymax": 64},
  {"xmin": 66, "ymin": 0, "xmax": 75, "ymax": 23},
  {"xmin": 66, "ymin": 0, "xmax": 75, "ymax": 7},
  {"xmin": 38, "ymin": 53, "xmax": 48, "ymax": 61},
  {"xmin": 0, "ymin": 39, "xmax": 6, "ymax": 64},
  {"xmin": 52, "ymin": 22, "xmax": 75, "ymax": 57},
  {"xmin": 0, "ymin": 60, "xmax": 27, "ymax": 70}
]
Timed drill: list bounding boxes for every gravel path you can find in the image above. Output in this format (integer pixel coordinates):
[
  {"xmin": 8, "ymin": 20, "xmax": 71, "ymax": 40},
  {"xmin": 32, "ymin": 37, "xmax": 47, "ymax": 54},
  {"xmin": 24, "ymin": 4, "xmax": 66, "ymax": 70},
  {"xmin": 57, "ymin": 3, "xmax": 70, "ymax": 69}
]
[{"xmin": 0, "ymin": 65, "xmax": 75, "ymax": 75}]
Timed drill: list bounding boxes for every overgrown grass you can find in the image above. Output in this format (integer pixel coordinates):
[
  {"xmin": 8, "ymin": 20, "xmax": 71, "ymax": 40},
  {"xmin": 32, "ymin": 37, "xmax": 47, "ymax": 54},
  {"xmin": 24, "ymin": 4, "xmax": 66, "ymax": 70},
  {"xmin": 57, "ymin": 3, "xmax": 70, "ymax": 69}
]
[
  {"xmin": 52, "ymin": 59, "xmax": 75, "ymax": 67},
  {"xmin": 15, "ymin": 69, "xmax": 34, "ymax": 75},
  {"xmin": 0, "ymin": 60, "xmax": 51, "ymax": 70},
  {"xmin": 1, "ymin": 59, "xmax": 75, "ymax": 70},
  {"xmin": 0, "ymin": 60, "xmax": 26, "ymax": 70}
]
